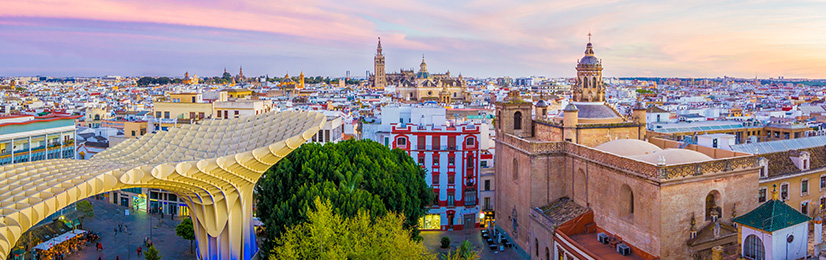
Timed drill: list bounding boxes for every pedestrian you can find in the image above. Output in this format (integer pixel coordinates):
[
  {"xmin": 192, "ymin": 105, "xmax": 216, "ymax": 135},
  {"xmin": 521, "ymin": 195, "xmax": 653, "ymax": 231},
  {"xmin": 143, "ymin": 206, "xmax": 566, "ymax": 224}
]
[
  {"xmin": 98, "ymin": 257, "xmax": 101, "ymax": 260},
  {"xmin": 97, "ymin": 242, "xmax": 102, "ymax": 252},
  {"xmin": 116, "ymin": 256, "xmax": 120, "ymax": 260},
  {"xmin": 137, "ymin": 246, "xmax": 142, "ymax": 256},
  {"xmin": 114, "ymin": 228, "xmax": 117, "ymax": 236}
]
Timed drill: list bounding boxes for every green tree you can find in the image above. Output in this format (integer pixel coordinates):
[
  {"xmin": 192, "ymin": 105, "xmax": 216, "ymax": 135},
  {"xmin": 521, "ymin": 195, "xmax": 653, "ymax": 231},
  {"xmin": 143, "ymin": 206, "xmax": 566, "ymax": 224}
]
[
  {"xmin": 144, "ymin": 245, "xmax": 161, "ymax": 260},
  {"xmin": 270, "ymin": 197, "xmax": 433, "ymax": 260},
  {"xmin": 256, "ymin": 140, "xmax": 433, "ymax": 257},
  {"xmin": 441, "ymin": 240, "xmax": 479, "ymax": 260},
  {"xmin": 175, "ymin": 218, "xmax": 196, "ymax": 254},
  {"xmin": 75, "ymin": 200, "xmax": 94, "ymax": 229}
]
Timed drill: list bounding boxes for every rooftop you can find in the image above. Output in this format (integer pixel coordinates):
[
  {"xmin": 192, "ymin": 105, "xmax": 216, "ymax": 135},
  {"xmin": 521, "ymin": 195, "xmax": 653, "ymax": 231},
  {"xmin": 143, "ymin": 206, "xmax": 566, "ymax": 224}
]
[
  {"xmin": 733, "ymin": 196, "xmax": 811, "ymax": 232},
  {"xmin": 650, "ymin": 120, "xmax": 760, "ymax": 133},
  {"xmin": 731, "ymin": 135, "xmax": 826, "ymax": 154}
]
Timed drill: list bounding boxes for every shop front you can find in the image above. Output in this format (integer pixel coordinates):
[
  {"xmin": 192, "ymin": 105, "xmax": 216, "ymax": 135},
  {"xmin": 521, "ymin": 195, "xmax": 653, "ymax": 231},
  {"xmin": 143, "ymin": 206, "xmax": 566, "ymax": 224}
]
[
  {"xmin": 418, "ymin": 214, "xmax": 442, "ymax": 231},
  {"xmin": 480, "ymin": 210, "xmax": 495, "ymax": 229},
  {"xmin": 132, "ymin": 194, "xmax": 147, "ymax": 212}
]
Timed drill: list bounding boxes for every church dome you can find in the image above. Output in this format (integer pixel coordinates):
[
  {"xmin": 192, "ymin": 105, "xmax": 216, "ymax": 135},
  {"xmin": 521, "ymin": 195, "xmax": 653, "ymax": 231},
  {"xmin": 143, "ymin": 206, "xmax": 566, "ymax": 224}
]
[
  {"xmin": 416, "ymin": 71, "xmax": 431, "ymax": 79},
  {"xmin": 595, "ymin": 139, "xmax": 661, "ymax": 156},
  {"xmin": 578, "ymin": 42, "xmax": 601, "ymax": 66},
  {"xmin": 631, "ymin": 149, "xmax": 713, "ymax": 165},
  {"xmin": 536, "ymin": 100, "xmax": 548, "ymax": 107}
]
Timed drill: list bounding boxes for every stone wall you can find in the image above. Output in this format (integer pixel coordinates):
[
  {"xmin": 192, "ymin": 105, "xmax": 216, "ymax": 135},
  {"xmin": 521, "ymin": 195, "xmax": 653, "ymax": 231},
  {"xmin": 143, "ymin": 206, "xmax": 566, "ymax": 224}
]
[{"xmin": 574, "ymin": 125, "xmax": 645, "ymax": 147}]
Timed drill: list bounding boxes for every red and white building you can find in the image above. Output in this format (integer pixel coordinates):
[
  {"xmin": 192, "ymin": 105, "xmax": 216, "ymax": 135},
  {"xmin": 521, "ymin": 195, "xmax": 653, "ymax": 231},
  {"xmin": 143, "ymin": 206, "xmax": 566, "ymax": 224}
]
[{"xmin": 362, "ymin": 103, "xmax": 493, "ymax": 231}]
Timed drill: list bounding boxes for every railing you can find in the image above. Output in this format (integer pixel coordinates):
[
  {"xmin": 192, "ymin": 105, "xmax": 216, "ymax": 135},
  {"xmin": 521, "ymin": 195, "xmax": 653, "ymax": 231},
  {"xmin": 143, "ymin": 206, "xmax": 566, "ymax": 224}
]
[{"xmin": 149, "ymin": 118, "xmax": 178, "ymax": 124}]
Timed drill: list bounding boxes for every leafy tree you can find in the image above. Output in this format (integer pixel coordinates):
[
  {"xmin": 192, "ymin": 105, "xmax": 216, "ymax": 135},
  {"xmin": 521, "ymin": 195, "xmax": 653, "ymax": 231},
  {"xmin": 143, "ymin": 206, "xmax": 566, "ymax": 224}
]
[
  {"xmin": 144, "ymin": 245, "xmax": 161, "ymax": 260},
  {"xmin": 256, "ymin": 139, "xmax": 433, "ymax": 257},
  {"xmin": 76, "ymin": 200, "xmax": 94, "ymax": 228},
  {"xmin": 175, "ymin": 218, "xmax": 196, "ymax": 254},
  {"xmin": 270, "ymin": 197, "xmax": 433, "ymax": 260},
  {"xmin": 222, "ymin": 71, "xmax": 233, "ymax": 81},
  {"xmin": 441, "ymin": 240, "xmax": 479, "ymax": 260}
]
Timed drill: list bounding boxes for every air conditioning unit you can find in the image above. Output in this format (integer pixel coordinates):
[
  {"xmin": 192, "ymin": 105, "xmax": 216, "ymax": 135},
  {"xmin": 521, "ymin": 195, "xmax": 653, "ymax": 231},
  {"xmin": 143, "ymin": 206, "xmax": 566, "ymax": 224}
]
[
  {"xmin": 597, "ymin": 233, "xmax": 608, "ymax": 244},
  {"xmin": 617, "ymin": 243, "xmax": 631, "ymax": 256}
]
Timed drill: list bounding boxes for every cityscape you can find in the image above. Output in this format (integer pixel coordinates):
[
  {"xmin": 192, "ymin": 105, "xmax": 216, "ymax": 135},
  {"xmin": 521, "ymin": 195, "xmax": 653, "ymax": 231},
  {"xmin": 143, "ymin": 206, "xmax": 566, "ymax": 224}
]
[{"xmin": 2, "ymin": 1, "xmax": 826, "ymax": 260}]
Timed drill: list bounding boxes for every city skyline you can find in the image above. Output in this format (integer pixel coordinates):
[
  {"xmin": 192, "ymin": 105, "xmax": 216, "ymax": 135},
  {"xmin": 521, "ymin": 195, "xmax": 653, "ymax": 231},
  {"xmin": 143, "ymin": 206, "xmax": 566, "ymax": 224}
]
[{"xmin": 2, "ymin": 0, "xmax": 826, "ymax": 78}]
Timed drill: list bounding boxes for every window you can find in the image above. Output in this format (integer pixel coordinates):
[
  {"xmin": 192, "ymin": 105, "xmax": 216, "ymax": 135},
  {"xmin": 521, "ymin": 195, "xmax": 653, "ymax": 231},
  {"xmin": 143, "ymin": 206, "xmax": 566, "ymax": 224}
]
[
  {"xmin": 448, "ymin": 173, "xmax": 454, "ymax": 184},
  {"xmin": 448, "ymin": 155, "xmax": 455, "ymax": 165},
  {"xmin": 758, "ymin": 188, "xmax": 767, "ymax": 203},
  {"xmin": 433, "ymin": 190, "xmax": 439, "ymax": 206},
  {"xmin": 418, "ymin": 157, "xmax": 425, "ymax": 165},
  {"xmin": 802, "ymin": 179, "xmax": 809, "ymax": 194},
  {"xmin": 164, "ymin": 111, "xmax": 170, "ymax": 119},
  {"xmin": 224, "ymin": 110, "xmax": 228, "ymax": 119},
  {"xmin": 190, "ymin": 112, "xmax": 196, "ymax": 119},
  {"xmin": 743, "ymin": 235, "xmax": 765, "ymax": 260},
  {"xmin": 464, "ymin": 189, "xmax": 476, "ymax": 205},
  {"xmin": 447, "ymin": 194, "xmax": 454, "ymax": 207},
  {"xmin": 432, "ymin": 174, "xmax": 440, "ymax": 186},
  {"xmin": 433, "ymin": 137, "xmax": 441, "ymax": 150},
  {"xmin": 131, "ymin": 130, "xmax": 136, "ymax": 137},
  {"xmin": 484, "ymin": 180, "xmax": 490, "ymax": 191},
  {"xmin": 514, "ymin": 111, "xmax": 522, "ymax": 130},
  {"xmin": 418, "ymin": 136, "xmax": 426, "ymax": 150},
  {"xmin": 802, "ymin": 201, "xmax": 809, "ymax": 215},
  {"xmin": 191, "ymin": 96, "xmax": 196, "ymax": 103},
  {"xmin": 199, "ymin": 112, "xmax": 205, "ymax": 119},
  {"xmin": 484, "ymin": 197, "xmax": 491, "ymax": 210},
  {"xmin": 705, "ymin": 190, "xmax": 721, "ymax": 220},
  {"xmin": 168, "ymin": 194, "xmax": 177, "ymax": 201},
  {"xmin": 512, "ymin": 158, "xmax": 518, "ymax": 180},
  {"xmin": 155, "ymin": 111, "xmax": 162, "ymax": 118},
  {"xmin": 397, "ymin": 137, "xmax": 407, "ymax": 146},
  {"xmin": 781, "ymin": 183, "xmax": 789, "ymax": 200},
  {"xmin": 621, "ymin": 184, "xmax": 634, "ymax": 218},
  {"xmin": 448, "ymin": 136, "xmax": 456, "ymax": 149},
  {"xmin": 822, "ymin": 197, "xmax": 826, "ymax": 211},
  {"xmin": 821, "ymin": 175, "xmax": 826, "ymax": 190},
  {"xmin": 466, "ymin": 137, "xmax": 475, "ymax": 146},
  {"xmin": 384, "ymin": 137, "xmax": 389, "ymax": 147},
  {"xmin": 481, "ymin": 161, "xmax": 488, "ymax": 167},
  {"xmin": 433, "ymin": 157, "xmax": 440, "ymax": 165},
  {"xmin": 558, "ymin": 247, "xmax": 565, "ymax": 260},
  {"xmin": 535, "ymin": 239, "xmax": 539, "ymax": 256}
]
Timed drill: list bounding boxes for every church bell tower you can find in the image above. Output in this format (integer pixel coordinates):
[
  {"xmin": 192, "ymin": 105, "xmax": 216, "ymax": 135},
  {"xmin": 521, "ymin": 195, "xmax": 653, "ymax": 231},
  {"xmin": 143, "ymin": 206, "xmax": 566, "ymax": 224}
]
[
  {"xmin": 573, "ymin": 33, "xmax": 605, "ymax": 102},
  {"xmin": 373, "ymin": 37, "xmax": 387, "ymax": 89}
]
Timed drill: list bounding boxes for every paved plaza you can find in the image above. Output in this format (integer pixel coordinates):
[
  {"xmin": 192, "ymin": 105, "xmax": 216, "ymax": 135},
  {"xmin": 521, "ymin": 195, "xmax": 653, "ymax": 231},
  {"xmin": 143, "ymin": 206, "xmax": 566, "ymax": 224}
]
[
  {"xmin": 421, "ymin": 229, "xmax": 526, "ymax": 260},
  {"xmin": 64, "ymin": 198, "xmax": 197, "ymax": 260}
]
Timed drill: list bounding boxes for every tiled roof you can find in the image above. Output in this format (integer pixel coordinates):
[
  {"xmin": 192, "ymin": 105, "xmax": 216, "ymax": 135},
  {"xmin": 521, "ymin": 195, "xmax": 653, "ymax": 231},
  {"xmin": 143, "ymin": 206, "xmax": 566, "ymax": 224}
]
[
  {"xmin": 539, "ymin": 198, "xmax": 588, "ymax": 226},
  {"xmin": 763, "ymin": 146, "xmax": 826, "ymax": 178},
  {"xmin": 733, "ymin": 198, "xmax": 811, "ymax": 232},
  {"xmin": 571, "ymin": 102, "xmax": 621, "ymax": 119}
]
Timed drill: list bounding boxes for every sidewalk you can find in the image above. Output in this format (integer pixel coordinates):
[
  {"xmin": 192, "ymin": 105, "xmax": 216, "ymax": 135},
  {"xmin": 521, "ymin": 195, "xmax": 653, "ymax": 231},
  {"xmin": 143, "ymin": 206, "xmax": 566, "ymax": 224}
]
[{"xmin": 63, "ymin": 198, "xmax": 197, "ymax": 260}]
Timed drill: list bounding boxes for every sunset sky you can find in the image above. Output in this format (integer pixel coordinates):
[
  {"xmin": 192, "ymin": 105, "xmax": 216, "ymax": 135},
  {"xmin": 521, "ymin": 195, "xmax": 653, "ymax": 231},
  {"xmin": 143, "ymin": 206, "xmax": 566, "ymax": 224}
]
[{"xmin": 2, "ymin": 0, "xmax": 826, "ymax": 78}]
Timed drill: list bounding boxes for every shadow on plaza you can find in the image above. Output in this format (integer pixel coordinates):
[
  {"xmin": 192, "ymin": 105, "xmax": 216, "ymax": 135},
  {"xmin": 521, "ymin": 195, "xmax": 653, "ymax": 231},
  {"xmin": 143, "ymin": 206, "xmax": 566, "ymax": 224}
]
[
  {"xmin": 421, "ymin": 229, "xmax": 525, "ymax": 260},
  {"xmin": 60, "ymin": 198, "xmax": 197, "ymax": 260}
]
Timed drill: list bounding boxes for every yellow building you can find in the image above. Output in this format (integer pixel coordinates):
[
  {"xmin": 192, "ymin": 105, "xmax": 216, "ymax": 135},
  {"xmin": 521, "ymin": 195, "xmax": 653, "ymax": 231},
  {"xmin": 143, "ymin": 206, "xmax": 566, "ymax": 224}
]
[
  {"xmin": 277, "ymin": 73, "xmax": 304, "ymax": 90},
  {"xmin": 182, "ymin": 72, "xmax": 199, "ymax": 85},
  {"xmin": 152, "ymin": 93, "xmax": 213, "ymax": 131},
  {"xmin": 733, "ymin": 139, "xmax": 826, "ymax": 218},
  {"xmin": 223, "ymin": 89, "xmax": 254, "ymax": 99}
]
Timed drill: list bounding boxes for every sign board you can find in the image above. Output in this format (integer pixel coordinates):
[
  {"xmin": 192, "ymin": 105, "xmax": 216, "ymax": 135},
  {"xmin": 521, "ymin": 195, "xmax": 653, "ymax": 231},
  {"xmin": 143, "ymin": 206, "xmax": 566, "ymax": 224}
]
[{"xmin": 125, "ymin": 209, "xmax": 130, "ymax": 216}]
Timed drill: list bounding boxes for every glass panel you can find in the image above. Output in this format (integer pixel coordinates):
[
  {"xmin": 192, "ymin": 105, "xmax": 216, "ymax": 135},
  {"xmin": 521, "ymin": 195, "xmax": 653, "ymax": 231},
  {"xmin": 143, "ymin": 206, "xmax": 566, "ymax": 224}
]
[{"xmin": 31, "ymin": 135, "xmax": 46, "ymax": 150}]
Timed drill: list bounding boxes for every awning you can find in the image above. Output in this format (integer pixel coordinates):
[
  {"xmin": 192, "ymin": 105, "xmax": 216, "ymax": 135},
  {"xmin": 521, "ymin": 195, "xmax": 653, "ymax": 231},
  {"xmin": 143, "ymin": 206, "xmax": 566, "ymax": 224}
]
[{"xmin": 33, "ymin": 229, "xmax": 86, "ymax": 251}]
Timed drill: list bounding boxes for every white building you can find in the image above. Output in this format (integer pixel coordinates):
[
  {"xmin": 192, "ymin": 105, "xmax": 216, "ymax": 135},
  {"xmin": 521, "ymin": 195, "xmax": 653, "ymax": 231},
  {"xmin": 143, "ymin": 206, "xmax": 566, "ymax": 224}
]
[{"xmin": 734, "ymin": 188, "xmax": 812, "ymax": 260}]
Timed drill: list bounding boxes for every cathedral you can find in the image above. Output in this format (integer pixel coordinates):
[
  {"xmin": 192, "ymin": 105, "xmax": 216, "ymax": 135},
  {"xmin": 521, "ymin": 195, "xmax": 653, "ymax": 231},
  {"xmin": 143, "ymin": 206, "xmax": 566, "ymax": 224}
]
[
  {"xmin": 369, "ymin": 37, "xmax": 468, "ymax": 103},
  {"xmin": 494, "ymin": 37, "xmax": 761, "ymax": 260}
]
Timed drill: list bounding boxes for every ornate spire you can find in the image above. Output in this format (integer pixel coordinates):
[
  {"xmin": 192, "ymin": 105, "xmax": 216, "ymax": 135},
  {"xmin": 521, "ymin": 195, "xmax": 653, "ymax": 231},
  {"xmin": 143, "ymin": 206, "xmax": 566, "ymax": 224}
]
[
  {"xmin": 420, "ymin": 55, "xmax": 427, "ymax": 72},
  {"xmin": 239, "ymin": 66, "xmax": 244, "ymax": 76},
  {"xmin": 377, "ymin": 37, "xmax": 382, "ymax": 55}
]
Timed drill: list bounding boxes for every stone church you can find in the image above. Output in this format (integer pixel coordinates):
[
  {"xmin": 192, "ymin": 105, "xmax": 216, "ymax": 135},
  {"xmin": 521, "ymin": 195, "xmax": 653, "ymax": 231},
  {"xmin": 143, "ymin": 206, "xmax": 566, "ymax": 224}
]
[
  {"xmin": 369, "ymin": 37, "xmax": 469, "ymax": 103},
  {"xmin": 494, "ymin": 38, "xmax": 761, "ymax": 260}
]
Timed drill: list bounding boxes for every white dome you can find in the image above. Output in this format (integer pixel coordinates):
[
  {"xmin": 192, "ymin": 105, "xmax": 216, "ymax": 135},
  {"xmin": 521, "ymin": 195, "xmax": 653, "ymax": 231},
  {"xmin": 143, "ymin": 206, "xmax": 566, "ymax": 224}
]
[
  {"xmin": 595, "ymin": 139, "xmax": 662, "ymax": 156},
  {"xmin": 630, "ymin": 149, "xmax": 713, "ymax": 165}
]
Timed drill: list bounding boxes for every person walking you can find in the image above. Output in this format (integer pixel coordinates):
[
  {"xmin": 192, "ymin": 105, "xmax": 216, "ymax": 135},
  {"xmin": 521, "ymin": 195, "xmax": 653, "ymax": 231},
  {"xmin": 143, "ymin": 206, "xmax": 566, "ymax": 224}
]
[{"xmin": 137, "ymin": 246, "xmax": 142, "ymax": 256}]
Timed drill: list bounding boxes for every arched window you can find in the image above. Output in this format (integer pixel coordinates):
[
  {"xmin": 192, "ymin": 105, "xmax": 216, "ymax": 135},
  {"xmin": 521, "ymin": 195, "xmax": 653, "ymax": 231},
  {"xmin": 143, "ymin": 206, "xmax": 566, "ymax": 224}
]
[
  {"xmin": 396, "ymin": 137, "xmax": 407, "ymax": 146},
  {"xmin": 514, "ymin": 111, "xmax": 522, "ymax": 130},
  {"xmin": 583, "ymin": 77, "xmax": 589, "ymax": 89},
  {"xmin": 593, "ymin": 77, "xmax": 598, "ymax": 88},
  {"xmin": 512, "ymin": 207, "xmax": 518, "ymax": 236},
  {"xmin": 535, "ymin": 239, "xmax": 539, "ymax": 256},
  {"xmin": 706, "ymin": 190, "xmax": 722, "ymax": 220},
  {"xmin": 466, "ymin": 137, "xmax": 475, "ymax": 146},
  {"xmin": 545, "ymin": 247, "xmax": 549, "ymax": 260},
  {"xmin": 744, "ymin": 234, "xmax": 765, "ymax": 260},
  {"xmin": 94, "ymin": 114, "xmax": 100, "ymax": 120},
  {"xmin": 512, "ymin": 158, "xmax": 519, "ymax": 180},
  {"xmin": 620, "ymin": 184, "xmax": 634, "ymax": 219}
]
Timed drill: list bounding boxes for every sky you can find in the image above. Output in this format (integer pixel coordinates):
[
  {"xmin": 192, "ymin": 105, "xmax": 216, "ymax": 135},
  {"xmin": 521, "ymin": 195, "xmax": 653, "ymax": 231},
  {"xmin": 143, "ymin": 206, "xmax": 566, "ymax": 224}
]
[{"xmin": 2, "ymin": 0, "xmax": 826, "ymax": 79}]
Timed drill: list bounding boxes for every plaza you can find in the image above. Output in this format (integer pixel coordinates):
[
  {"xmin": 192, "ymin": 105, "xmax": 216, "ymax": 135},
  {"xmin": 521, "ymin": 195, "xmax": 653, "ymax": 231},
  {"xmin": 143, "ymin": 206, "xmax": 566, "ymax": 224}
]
[
  {"xmin": 421, "ymin": 229, "xmax": 526, "ymax": 260},
  {"xmin": 65, "ymin": 198, "xmax": 196, "ymax": 260}
]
